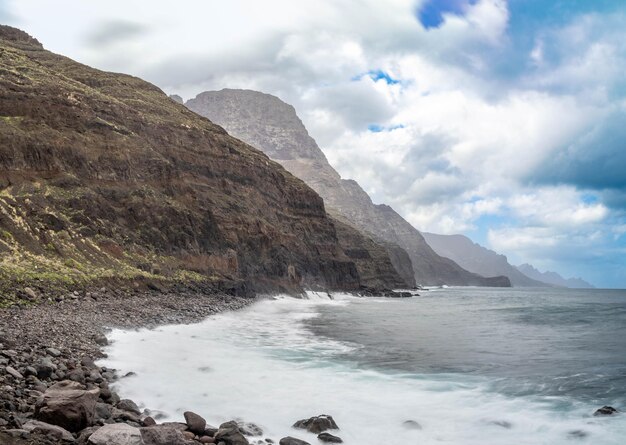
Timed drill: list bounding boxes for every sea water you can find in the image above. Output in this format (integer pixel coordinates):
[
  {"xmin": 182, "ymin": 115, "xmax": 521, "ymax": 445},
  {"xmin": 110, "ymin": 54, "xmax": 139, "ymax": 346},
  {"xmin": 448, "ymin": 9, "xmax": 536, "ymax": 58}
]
[{"xmin": 101, "ymin": 287, "xmax": 626, "ymax": 444}]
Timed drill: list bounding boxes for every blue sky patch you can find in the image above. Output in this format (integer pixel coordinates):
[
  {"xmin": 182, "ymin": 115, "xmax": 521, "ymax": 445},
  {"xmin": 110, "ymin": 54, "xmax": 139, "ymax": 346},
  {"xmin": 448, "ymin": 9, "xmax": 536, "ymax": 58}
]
[
  {"xmin": 417, "ymin": 0, "xmax": 478, "ymax": 29},
  {"xmin": 368, "ymin": 124, "xmax": 384, "ymax": 132},
  {"xmin": 368, "ymin": 124, "xmax": 405, "ymax": 132},
  {"xmin": 368, "ymin": 69, "xmax": 400, "ymax": 85},
  {"xmin": 353, "ymin": 69, "xmax": 401, "ymax": 85}
]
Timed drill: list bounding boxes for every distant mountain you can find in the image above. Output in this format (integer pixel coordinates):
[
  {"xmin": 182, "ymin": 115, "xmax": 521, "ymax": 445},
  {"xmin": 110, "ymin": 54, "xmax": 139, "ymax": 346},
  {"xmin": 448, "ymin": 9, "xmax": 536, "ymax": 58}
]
[
  {"xmin": 422, "ymin": 233, "xmax": 547, "ymax": 287},
  {"xmin": 186, "ymin": 89, "xmax": 511, "ymax": 287},
  {"xmin": 516, "ymin": 264, "xmax": 595, "ymax": 289}
]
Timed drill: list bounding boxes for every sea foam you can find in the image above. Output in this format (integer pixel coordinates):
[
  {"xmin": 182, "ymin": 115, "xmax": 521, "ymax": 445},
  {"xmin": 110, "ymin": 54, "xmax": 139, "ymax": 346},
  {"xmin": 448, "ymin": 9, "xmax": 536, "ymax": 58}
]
[{"xmin": 100, "ymin": 295, "xmax": 626, "ymax": 445}]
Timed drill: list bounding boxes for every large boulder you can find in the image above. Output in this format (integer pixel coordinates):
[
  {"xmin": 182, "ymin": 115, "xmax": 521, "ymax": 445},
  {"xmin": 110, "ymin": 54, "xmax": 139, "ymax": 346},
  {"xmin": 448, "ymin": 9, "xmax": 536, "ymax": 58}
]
[
  {"xmin": 140, "ymin": 425, "xmax": 196, "ymax": 445},
  {"xmin": 88, "ymin": 424, "xmax": 143, "ymax": 445},
  {"xmin": 184, "ymin": 411, "xmax": 206, "ymax": 435},
  {"xmin": 94, "ymin": 402, "xmax": 112, "ymax": 421},
  {"xmin": 279, "ymin": 437, "xmax": 310, "ymax": 445},
  {"xmin": 117, "ymin": 399, "xmax": 142, "ymax": 415},
  {"xmin": 292, "ymin": 415, "xmax": 339, "ymax": 434},
  {"xmin": 23, "ymin": 420, "xmax": 75, "ymax": 442},
  {"xmin": 35, "ymin": 380, "xmax": 99, "ymax": 432},
  {"xmin": 112, "ymin": 407, "xmax": 142, "ymax": 423},
  {"xmin": 214, "ymin": 420, "xmax": 249, "ymax": 445}
]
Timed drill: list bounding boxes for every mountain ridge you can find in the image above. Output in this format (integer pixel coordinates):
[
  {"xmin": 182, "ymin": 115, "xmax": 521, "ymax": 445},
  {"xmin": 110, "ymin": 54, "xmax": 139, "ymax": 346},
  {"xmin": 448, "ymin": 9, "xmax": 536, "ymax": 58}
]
[
  {"xmin": 422, "ymin": 232, "xmax": 547, "ymax": 287},
  {"xmin": 517, "ymin": 264, "xmax": 595, "ymax": 289},
  {"xmin": 185, "ymin": 88, "xmax": 511, "ymax": 287}
]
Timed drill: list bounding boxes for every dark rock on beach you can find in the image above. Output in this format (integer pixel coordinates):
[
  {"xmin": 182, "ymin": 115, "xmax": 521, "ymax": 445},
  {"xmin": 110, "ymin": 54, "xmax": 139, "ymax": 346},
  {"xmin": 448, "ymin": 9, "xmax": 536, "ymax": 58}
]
[
  {"xmin": 317, "ymin": 432, "xmax": 343, "ymax": 443},
  {"xmin": 140, "ymin": 425, "xmax": 196, "ymax": 445},
  {"xmin": 279, "ymin": 437, "xmax": 310, "ymax": 445},
  {"xmin": 117, "ymin": 399, "xmax": 141, "ymax": 416},
  {"xmin": 292, "ymin": 415, "xmax": 339, "ymax": 434},
  {"xmin": 567, "ymin": 429, "xmax": 589, "ymax": 439},
  {"xmin": 488, "ymin": 420, "xmax": 512, "ymax": 429},
  {"xmin": 87, "ymin": 423, "xmax": 143, "ymax": 445},
  {"xmin": 237, "ymin": 421, "xmax": 263, "ymax": 437},
  {"xmin": 402, "ymin": 419, "xmax": 422, "ymax": 430},
  {"xmin": 22, "ymin": 420, "xmax": 75, "ymax": 442},
  {"xmin": 594, "ymin": 406, "xmax": 619, "ymax": 416},
  {"xmin": 184, "ymin": 411, "xmax": 207, "ymax": 435},
  {"xmin": 160, "ymin": 422, "xmax": 189, "ymax": 431},
  {"xmin": 34, "ymin": 381, "xmax": 99, "ymax": 432},
  {"xmin": 214, "ymin": 420, "xmax": 249, "ymax": 445}
]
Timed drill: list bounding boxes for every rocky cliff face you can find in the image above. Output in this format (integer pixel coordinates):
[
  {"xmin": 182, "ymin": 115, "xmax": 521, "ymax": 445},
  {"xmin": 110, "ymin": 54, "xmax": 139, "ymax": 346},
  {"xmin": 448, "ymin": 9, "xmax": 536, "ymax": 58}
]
[
  {"xmin": 422, "ymin": 233, "xmax": 547, "ymax": 287},
  {"xmin": 186, "ymin": 89, "xmax": 510, "ymax": 287},
  {"xmin": 331, "ymin": 218, "xmax": 409, "ymax": 289},
  {"xmin": 0, "ymin": 27, "xmax": 375, "ymax": 299}
]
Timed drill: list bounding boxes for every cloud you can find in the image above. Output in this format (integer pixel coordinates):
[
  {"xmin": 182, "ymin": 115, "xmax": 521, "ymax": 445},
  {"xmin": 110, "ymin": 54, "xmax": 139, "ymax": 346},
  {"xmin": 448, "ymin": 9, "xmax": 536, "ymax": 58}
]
[
  {"xmin": 507, "ymin": 187, "xmax": 609, "ymax": 228},
  {"xmin": 485, "ymin": 185, "xmax": 624, "ymax": 287},
  {"xmin": 530, "ymin": 104, "xmax": 626, "ymax": 196},
  {"xmin": 86, "ymin": 20, "xmax": 149, "ymax": 48}
]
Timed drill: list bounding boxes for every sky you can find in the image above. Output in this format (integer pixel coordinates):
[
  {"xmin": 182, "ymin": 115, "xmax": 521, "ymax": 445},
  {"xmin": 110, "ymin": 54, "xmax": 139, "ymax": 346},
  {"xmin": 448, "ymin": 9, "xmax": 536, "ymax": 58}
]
[{"xmin": 2, "ymin": 0, "xmax": 625, "ymax": 287}]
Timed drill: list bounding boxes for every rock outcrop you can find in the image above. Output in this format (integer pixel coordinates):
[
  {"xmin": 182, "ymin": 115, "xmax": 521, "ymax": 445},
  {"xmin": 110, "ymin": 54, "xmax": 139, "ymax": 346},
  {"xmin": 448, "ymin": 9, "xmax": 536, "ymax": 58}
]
[
  {"xmin": 0, "ymin": 26, "xmax": 382, "ymax": 298},
  {"xmin": 186, "ymin": 89, "xmax": 510, "ymax": 286},
  {"xmin": 332, "ymin": 217, "xmax": 409, "ymax": 289}
]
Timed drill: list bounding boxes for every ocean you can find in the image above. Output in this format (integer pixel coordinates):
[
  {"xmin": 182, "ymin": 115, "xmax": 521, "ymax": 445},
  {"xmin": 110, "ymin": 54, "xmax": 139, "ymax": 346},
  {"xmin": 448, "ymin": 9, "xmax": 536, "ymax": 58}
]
[{"xmin": 101, "ymin": 287, "xmax": 626, "ymax": 444}]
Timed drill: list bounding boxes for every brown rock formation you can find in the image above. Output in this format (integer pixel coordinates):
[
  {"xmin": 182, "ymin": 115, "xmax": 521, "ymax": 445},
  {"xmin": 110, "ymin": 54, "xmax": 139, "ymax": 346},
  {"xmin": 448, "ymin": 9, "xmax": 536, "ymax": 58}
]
[
  {"xmin": 0, "ymin": 27, "xmax": 377, "ymax": 296},
  {"xmin": 332, "ymin": 218, "xmax": 409, "ymax": 290}
]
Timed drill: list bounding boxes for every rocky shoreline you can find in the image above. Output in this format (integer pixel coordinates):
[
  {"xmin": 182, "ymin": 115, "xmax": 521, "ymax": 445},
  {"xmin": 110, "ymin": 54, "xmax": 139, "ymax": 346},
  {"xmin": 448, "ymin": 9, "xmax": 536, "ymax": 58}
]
[
  {"xmin": 0, "ymin": 287, "xmax": 621, "ymax": 444},
  {"xmin": 0, "ymin": 287, "xmax": 255, "ymax": 444},
  {"xmin": 0, "ymin": 287, "xmax": 360, "ymax": 445}
]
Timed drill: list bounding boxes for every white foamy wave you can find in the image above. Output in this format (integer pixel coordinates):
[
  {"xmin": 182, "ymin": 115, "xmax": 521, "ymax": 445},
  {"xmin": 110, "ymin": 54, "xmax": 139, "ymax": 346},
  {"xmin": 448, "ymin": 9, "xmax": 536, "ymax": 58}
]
[{"xmin": 100, "ymin": 297, "xmax": 626, "ymax": 445}]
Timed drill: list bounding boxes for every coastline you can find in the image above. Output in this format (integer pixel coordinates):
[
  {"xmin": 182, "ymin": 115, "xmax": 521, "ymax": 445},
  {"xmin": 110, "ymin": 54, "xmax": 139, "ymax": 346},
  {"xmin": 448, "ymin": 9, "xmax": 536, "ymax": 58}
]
[
  {"xmin": 0, "ymin": 287, "xmax": 253, "ymax": 444},
  {"xmin": 94, "ymin": 289, "xmax": 626, "ymax": 445}
]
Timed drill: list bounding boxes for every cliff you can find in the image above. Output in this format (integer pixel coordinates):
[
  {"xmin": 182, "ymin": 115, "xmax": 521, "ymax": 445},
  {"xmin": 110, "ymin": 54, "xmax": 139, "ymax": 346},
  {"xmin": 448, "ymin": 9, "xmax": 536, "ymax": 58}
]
[
  {"xmin": 422, "ymin": 233, "xmax": 547, "ymax": 287},
  {"xmin": 186, "ymin": 89, "xmax": 511, "ymax": 287},
  {"xmin": 0, "ymin": 26, "xmax": 384, "ymax": 302},
  {"xmin": 332, "ymin": 218, "xmax": 411, "ymax": 289}
]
